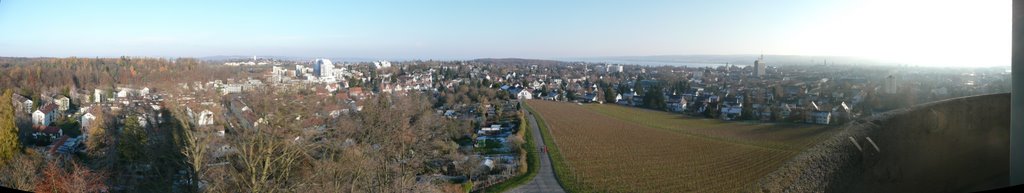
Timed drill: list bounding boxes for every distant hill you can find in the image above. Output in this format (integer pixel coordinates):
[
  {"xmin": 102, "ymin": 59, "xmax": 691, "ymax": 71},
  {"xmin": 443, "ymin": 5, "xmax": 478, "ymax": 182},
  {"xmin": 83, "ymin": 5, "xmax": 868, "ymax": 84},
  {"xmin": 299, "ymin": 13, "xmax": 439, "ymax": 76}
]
[
  {"xmin": 471, "ymin": 58, "xmax": 570, "ymax": 66},
  {"xmin": 557, "ymin": 55, "xmax": 891, "ymax": 67},
  {"xmin": 757, "ymin": 93, "xmax": 1010, "ymax": 193},
  {"xmin": 197, "ymin": 55, "xmax": 380, "ymax": 63}
]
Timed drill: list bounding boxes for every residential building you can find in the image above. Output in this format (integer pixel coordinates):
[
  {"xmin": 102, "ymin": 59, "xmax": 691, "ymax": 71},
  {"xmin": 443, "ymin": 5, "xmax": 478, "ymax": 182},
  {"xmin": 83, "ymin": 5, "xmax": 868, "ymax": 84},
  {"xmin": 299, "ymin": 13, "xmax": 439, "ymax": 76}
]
[
  {"xmin": 33, "ymin": 103, "xmax": 58, "ymax": 126},
  {"xmin": 516, "ymin": 89, "xmax": 533, "ymax": 100},
  {"xmin": 811, "ymin": 111, "xmax": 831, "ymax": 125},
  {"xmin": 55, "ymin": 96, "xmax": 70, "ymax": 112},
  {"xmin": 94, "ymin": 89, "xmax": 104, "ymax": 103},
  {"xmin": 12, "ymin": 93, "xmax": 32, "ymax": 113},
  {"xmin": 198, "ymin": 110, "xmax": 215, "ymax": 126},
  {"xmin": 81, "ymin": 111, "xmax": 96, "ymax": 134},
  {"xmin": 667, "ymin": 95, "xmax": 688, "ymax": 112},
  {"xmin": 373, "ymin": 60, "xmax": 392, "ymax": 69},
  {"xmin": 32, "ymin": 126, "xmax": 63, "ymax": 142},
  {"xmin": 720, "ymin": 104, "xmax": 742, "ymax": 120}
]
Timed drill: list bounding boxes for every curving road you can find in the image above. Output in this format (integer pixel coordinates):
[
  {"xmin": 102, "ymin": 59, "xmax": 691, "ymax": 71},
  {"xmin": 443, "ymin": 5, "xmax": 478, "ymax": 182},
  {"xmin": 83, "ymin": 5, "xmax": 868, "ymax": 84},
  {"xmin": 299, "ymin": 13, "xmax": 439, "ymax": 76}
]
[{"xmin": 507, "ymin": 108, "xmax": 566, "ymax": 193}]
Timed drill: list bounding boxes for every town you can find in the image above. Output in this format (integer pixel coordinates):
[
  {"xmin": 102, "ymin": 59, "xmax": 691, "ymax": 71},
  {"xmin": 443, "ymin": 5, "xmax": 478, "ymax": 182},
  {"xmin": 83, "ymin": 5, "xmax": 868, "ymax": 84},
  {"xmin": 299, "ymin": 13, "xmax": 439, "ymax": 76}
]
[{"xmin": 0, "ymin": 55, "xmax": 1010, "ymax": 192}]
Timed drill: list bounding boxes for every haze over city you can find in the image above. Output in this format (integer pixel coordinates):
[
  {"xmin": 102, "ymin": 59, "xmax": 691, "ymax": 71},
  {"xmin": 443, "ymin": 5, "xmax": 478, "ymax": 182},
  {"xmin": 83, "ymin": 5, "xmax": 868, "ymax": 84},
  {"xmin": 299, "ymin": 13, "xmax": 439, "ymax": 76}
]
[
  {"xmin": 0, "ymin": 0, "xmax": 1011, "ymax": 67},
  {"xmin": 0, "ymin": 1, "xmax": 1019, "ymax": 193}
]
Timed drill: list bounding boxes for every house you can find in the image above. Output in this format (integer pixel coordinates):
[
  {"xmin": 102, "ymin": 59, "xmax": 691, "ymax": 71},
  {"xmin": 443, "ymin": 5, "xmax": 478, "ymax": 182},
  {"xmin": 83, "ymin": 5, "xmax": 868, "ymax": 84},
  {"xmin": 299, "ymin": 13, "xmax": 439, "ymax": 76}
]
[
  {"xmin": 32, "ymin": 125, "xmax": 63, "ymax": 142},
  {"xmin": 55, "ymin": 96, "xmax": 70, "ymax": 112},
  {"xmin": 807, "ymin": 101, "xmax": 831, "ymax": 125},
  {"xmin": 616, "ymin": 93, "xmax": 631, "ymax": 105},
  {"xmin": 93, "ymin": 89, "xmax": 104, "ymax": 103},
  {"xmin": 197, "ymin": 110, "xmax": 215, "ymax": 126},
  {"xmin": 221, "ymin": 85, "xmax": 243, "ymax": 95},
  {"xmin": 631, "ymin": 95, "xmax": 644, "ymax": 107},
  {"xmin": 516, "ymin": 89, "xmax": 533, "ymax": 100},
  {"xmin": 580, "ymin": 93, "xmax": 599, "ymax": 103},
  {"xmin": 541, "ymin": 91, "xmax": 559, "ymax": 101},
  {"xmin": 335, "ymin": 90, "xmax": 352, "ymax": 101},
  {"xmin": 720, "ymin": 105, "xmax": 742, "ymax": 121},
  {"xmin": 779, "ymin": 104, "xmax": 793, "ymax": 120},
  {"xmin": 784, "ymin": 86, "xmax": 804, "ymax": 98},
  {"xmin": 831, "ymin": 102, "xmax": 852, "ymax": 124},
  {"xmin": 33, "ymin": 103, "xmax": 58, "ymax": 126},
  {"xmin": 137, "ymin": 115, "xmax": 149, "ymax": 128},
  {"xmin": 480, "ymin": 125, "xmax": 501, "ymax": 133},
  {"xmin": 811, "ymin": 111, "xmax": 831, "ymax": 125},
  {"xmin": 482, "ymin": 158, "xmax": 496, "ymax": 171},
  {"xmin": 116, "ymin": 88, "xmax": 132, "ymax": 98},
  {"xmin": 719, "ymin": 96, "xmax": 743, "ymax": 120},
  {"xmin": 139, "ymin": 87, "xmax": 151, "ymax": 97},
  {"xmin": 329, "ymin": 108, "xmax": 348, "ymax": 118},
  {"xmin": 81, "ymin": 111, "xmax": 96, "ymax": 134},
  {"xmin": 11, "ymin": 93, "xmax": 32, "ymax": 113},
  {"xmin": 325, "ymin": 83, "xmax": 340, "ymax": 93},
  {"xmin": 349, "ymin": 87, "xmax": 365, "ymax": 99},
  {"xmin": 443, "ymin": 110, "xmax": 457, "ymax": 118},
  {"xmin": 667, "ymin": 95, "xmax": 688, "ymax": 112},
  {"xmin": 612, "ymin": 93, "xmax": 623, "ymax": 104}
]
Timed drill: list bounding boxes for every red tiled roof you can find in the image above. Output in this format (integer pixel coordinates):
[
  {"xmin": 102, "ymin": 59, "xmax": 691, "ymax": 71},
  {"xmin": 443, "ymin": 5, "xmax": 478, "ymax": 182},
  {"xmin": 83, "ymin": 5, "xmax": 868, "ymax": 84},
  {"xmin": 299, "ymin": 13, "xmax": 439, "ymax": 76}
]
[
  {"xmin": 39, "ymin": 103, "xmax": 58, "ymax": 113},
  {"xmin": 349, "ymin": 87, "xmax": 364, "ymax": 96},
  {"xmin": 34, "ymin": 126, "xmax": 61, "ymax": 134},
  {"xmin": 335, "ymin": 92, "xmax": 350, "ymax": 100},
  {"xmin": 48, "ymin": 135, "xmax": 71, "ymax": 154}
]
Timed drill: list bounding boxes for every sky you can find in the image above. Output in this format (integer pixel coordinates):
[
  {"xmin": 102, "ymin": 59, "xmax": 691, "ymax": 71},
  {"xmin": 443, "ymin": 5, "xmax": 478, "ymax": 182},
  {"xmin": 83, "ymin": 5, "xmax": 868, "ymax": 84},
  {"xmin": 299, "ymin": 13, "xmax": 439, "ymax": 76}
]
[{"xmin": 0, "ymin": 0, "xmax": 1010, "ymax": 66}]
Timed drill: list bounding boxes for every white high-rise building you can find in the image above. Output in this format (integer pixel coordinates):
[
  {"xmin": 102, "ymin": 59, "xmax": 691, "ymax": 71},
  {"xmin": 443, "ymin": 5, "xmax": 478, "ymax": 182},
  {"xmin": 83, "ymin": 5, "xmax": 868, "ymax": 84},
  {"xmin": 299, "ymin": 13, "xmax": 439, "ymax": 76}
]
[
  {"xmin": 884, "ymin": 75, "xmax": 898, "ymax": 94},
  {"xmin": 322, "ymin": 62, "xmax": 334, "ymax": 78},
  {"xmin": 313, "ymin": 58, "xmax": 333, "ymax": 77},
  {"xmin": 754, "ymin": 55, "xmax": 766, "ymax": 77},
  {"xmin": 605, "ymin": 65, "xmax": 623, "ymax": 73},
  {"xmin": 93, "ymin": 89, "xmax": 103, "ymax": 103},
  {"xmin": 373, "ymin": 60, "xmax": 392, "ymax": 69}
]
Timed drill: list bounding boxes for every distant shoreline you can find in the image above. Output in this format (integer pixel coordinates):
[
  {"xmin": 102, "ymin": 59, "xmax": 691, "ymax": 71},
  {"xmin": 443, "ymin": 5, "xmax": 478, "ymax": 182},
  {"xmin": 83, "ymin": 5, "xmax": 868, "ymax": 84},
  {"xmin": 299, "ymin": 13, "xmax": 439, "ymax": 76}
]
[{"xmin": 562, "ymin": 59, "xmax": 739, "ymax": 67}]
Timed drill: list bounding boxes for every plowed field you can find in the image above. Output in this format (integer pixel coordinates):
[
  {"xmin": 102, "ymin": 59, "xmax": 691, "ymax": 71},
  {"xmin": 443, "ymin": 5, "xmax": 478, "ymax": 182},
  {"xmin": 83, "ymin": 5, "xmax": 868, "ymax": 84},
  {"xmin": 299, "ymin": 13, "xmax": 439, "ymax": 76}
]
[{"xmin": 525, "ymin": 100, "xmax": 833, "ymax": 192}]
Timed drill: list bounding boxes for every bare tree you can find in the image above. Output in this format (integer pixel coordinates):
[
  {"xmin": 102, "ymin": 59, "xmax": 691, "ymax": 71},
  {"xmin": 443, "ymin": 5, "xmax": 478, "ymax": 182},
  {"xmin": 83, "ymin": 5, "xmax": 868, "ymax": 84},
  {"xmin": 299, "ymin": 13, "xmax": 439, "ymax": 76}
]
[
  {"xmin": 229, "ymin": 131, "xmax": 305, "ymax": 193},
  {"xmin": 0, "ymin": 151, "xmax": 42, "ymax": 191},
  {"xmin": 181, "ymin": 127, "xmax": 210, "ymax": 192},
  {"xmin": 35, "ymin": 160, "xmax": 109, "ymax": 193}
]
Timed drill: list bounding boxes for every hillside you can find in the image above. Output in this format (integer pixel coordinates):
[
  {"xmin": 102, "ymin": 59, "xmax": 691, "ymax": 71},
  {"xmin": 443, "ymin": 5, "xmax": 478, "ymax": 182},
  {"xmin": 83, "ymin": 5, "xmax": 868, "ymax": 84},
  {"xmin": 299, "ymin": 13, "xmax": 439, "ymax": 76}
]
[{"xmin": 755, "ymin": 93, "xmax": 1011, "ymax": 192}]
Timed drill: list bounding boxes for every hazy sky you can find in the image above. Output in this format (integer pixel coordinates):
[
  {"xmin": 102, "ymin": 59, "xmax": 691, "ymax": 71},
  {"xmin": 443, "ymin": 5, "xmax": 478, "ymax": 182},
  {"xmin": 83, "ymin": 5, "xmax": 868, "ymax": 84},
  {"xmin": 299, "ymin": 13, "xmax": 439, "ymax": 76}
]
[{"xmin": 0, "ymin": 0, "xmax": 1010, "ymax": 66}]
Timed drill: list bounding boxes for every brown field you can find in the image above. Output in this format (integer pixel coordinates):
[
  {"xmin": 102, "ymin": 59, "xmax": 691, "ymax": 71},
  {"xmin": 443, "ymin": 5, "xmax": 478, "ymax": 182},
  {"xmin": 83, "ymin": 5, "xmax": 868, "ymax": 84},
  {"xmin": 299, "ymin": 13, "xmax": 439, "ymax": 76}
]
[{"xmin": 525, "ymin": 100, "xmax": 834, "ymax": 192}]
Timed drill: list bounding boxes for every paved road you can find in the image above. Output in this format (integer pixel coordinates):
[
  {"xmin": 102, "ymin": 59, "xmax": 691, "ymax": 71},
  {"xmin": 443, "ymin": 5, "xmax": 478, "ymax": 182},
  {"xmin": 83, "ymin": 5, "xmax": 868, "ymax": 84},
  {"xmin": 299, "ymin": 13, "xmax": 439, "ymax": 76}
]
[{"xmin": 507, "ymin": 109, "xmax": 566, "ymax": 193}]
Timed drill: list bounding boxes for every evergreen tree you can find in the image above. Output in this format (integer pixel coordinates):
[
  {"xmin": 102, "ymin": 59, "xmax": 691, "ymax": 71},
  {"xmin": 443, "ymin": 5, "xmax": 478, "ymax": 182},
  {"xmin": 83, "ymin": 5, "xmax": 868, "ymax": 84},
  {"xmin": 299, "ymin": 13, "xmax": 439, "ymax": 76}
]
[
  {"xmin": 643, "ymin": 84, "xmax": 667, "ymax": 110},
  {"xmin": 741, "ymin": 94, "xmax": 753, "ymax": 120},
  {"xmin": 604, "ymin": 87, "xmax": 617, "ymax": 103},
  {"xmin": 118, "ymin": 116, "xmax": 148, "ymax": 163},
  {"xmin": 0, "ymin": 89, "xmax": 21, "ymax": 164}
]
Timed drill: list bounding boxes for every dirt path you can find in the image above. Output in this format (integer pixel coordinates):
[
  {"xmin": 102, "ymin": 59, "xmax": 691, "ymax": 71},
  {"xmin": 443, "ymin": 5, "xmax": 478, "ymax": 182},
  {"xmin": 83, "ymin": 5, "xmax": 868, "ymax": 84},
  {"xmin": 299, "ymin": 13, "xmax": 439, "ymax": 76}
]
[{"xmin": 507, "ymin": 109, "xmax": 566, "ymax": 193}]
